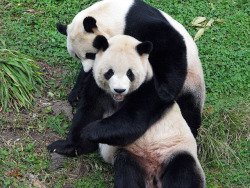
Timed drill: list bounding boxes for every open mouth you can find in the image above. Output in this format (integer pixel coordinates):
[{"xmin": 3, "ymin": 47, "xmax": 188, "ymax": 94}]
[{"xmin": 113, "ymin": 94, "xmax": 125, "ymax": 102}]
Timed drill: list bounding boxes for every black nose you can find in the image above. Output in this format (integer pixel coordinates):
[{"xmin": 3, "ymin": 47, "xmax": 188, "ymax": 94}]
[{"xmin": 114, "ymin": 89, "xmax": 126, "ymax": 94}]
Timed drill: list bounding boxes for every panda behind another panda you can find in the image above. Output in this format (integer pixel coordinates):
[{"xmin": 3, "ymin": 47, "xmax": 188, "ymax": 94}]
[
  {"xmin": 88, "ymin": 35, "xmax": 205, "ymax": 188},
  {"xmin": 48, "ymin": 0, "xmax": 205, "ymax": 157}
]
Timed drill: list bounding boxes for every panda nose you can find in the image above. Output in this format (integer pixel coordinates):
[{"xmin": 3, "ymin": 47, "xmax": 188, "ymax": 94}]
[{"xmin": 114, "ymin": 89, "xmax": 126, "ymax": 94}]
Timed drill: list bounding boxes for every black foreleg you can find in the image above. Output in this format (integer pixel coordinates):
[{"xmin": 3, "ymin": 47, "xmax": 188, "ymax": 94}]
[
  {"xmin": 47, "ymin": 99, "xmax": 102, "ymax": 156},
  {"xmin": 68, "ymin": 67, "xmax": 86, "ymax": 106},
  {"xmin": 48, "ymin": 75, "xmax": 104, "ymax": 156},
  {"xmin": 81, "ymin": 80, "xmax": 172, "ymax": 146}
]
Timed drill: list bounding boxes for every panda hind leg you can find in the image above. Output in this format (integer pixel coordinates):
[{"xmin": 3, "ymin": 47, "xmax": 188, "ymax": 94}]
[
  {"xmin": 114, "ymin": 149, "xmax": 146, "ymax": 188},
  {"xmin": 177, "ymin": 92, "xmax": 202, "ymax": 138},
  {"xmin": 160, "ymin": 151, "xmax": 205, "ymax": 188}
]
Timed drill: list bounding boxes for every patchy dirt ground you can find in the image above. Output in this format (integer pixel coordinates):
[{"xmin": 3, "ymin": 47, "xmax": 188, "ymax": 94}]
[{"xmin": 0, "ymin": 62, "xmax": 113, "ymax": 187}]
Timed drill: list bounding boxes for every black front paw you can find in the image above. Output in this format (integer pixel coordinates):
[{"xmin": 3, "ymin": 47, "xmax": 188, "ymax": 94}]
[
  {"xmin": 47, "ymin": 140, "xmax": 77, "ymax": 157},
  {"xmin": 68, "ymin": 89, "xmax": 81, "ymax": 107}
]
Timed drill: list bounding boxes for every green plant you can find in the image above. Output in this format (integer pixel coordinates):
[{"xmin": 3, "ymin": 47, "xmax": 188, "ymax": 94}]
[
  {"xmin": 46, "ymin": 114, "xmax": 70, "ymax": 137},
  {"xmin": 0, "ymin": 42, "xmax": 45, "ymax": 112}
]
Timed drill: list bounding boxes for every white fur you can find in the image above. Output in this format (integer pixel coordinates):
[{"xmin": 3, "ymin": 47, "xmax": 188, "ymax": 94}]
[
  {"xmin": 66, "ymin": 0, "xmax": 134, "ymax": 71},
  {"xmin": 100, "ymin": 102, "xmax": 205, "ymax": 187},
  {"xmin": 93, "ymin": 35, "xmax": 153, "ymax": 97},
  {"xmin": 109, "ymin": 75, "xmax": 130, "ymax": 95}
]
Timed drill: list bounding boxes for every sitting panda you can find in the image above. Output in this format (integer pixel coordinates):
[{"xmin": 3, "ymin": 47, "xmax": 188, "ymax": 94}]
[
  {"xmin": 87, "ymin": 35, "xmax": 205, "ymax": 188},
  {"xmin": 48, "ymin": 0, "xmax": 205, "ymax": 156}
]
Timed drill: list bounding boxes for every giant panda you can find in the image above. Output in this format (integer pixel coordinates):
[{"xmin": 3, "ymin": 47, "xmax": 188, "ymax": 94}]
[
  {"xmin": 87, "ymin": 35, "xmax": 205, "ymax": 188},
  {"xmin": 48, "ymin": 0, "xmax": 205, "ymax": 156}
]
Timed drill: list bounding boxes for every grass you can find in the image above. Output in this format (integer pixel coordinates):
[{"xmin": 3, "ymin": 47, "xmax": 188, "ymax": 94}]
[
  {"xmin": 0, "ymin": 42, "xmax": 45, "ymax": 112},
  {"xmin": 0, "ymin": 0, "xmax": 249, "ymax": 187}
]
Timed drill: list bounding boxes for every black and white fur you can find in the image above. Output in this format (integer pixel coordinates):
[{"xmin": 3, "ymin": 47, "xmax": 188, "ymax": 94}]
[
  {"xmin": 48, "ymin": 0, "xmax": 205, "ymax": 157},
  {"xmin": 92, "ymin": 35, "xmax": 205, "ymax": 188}
]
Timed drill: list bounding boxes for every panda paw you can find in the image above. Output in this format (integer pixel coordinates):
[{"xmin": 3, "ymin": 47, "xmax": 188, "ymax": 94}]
[
  {"xmin": 68, "ymin": 90, "xmax": 81, "ymax": 107},
  {"xmin": 47, "ymin": 140, "xmax": 78, "ymax": 157}
]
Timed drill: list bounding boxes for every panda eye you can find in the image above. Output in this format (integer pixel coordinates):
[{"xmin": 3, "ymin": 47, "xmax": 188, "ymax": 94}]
[
  {"xmin": 75, "ymin": 54, "xmax": 80, "ymax": 60},
  {"xmin": 127, "ymin": 69, "xmax": 135, "ymax": 82},
  {"xmin": 104, "ymin": 69, "xmax": 114, "ymax": 80},
  {"xmin": 86, "ymin": 53, "xmax": 96, "ymax": 60}
]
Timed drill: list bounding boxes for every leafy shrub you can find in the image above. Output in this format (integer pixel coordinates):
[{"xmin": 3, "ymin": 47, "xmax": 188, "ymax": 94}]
[{"xmin": 0, "ymin": 42, "xmax": 45, "ymax": 112}]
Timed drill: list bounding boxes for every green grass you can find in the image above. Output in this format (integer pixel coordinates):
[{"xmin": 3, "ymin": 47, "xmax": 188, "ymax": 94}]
[
  {"xmin": 0, "ymin": 0, "xmax": 249, "ymax": 187},
  {"xmin": 0, "ymin": 43, "xmax": 45, "ymax": 112}
]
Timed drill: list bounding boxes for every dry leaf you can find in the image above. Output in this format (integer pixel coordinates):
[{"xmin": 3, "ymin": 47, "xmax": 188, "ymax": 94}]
[
  {"xmin": 194, "ymin": 28, "xmax": 205, "ymax": 41},
  {"xmin": 215, "ymin": 19, "xmax": 225, "ymax": 23},
  {"xmin": 10, "ymin": 168, "xmax": 22, "ymax": 178},
  {"xmin": 191, "ymin": 17, "xmax": 207, "ymax": 26},
  {"xmin": 205, "ymin": 19, "xmax": 215, "ymax": 28}
]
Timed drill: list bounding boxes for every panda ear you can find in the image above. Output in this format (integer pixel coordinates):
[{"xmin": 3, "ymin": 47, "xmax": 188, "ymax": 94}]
[
  {"xmin": 136, "ymin": 41, "xmax": 153, "ymax": 55},
  {"xmin": 83, "ymin": 17, "xmax": 98, "ymax": 33},
  {"xmin": 56, "ymin": 23, "xmax": 67, "ymax": 36},
  {"xmin": 93, "ymin": 35, "xmax": 109, "ymax": 51}
]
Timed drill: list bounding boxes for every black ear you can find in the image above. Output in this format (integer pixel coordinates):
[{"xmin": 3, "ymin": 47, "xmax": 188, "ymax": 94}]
[
  {"xmin": 136, "ymin": 41, "xmax": 153, "ymax": 55},
  {"xmin": 93, "ymin": 35, "xmax": 109, "ymax": 51},
  {"xmin": 56, "ymin": 23, "xmax": 67, "ymax": 36},
  {"xmin": 83, "ymin": 17, "xmax": 97, "ymax": 33}
]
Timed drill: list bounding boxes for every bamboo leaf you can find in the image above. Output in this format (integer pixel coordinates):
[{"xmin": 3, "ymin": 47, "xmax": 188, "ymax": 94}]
[
  {"xmin": 205, "ymin": 19, "xmax": 215, "ymax": 29},
  {"xmin": 194, "ymin": 28, "xmax": 205, "ymax": 41},
  {"xmin": 192, "ymin": 17, "xmax": 207, "ymax": 26}
]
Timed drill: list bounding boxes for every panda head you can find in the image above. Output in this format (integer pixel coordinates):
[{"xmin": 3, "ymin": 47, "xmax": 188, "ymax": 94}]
[
  {"xmin": 56, "ymin": 17, "xmax": 106, "ymax": 72},
  {"xmin": 92, "ymin": 35, "xmax": 153, "ymax": 102}
]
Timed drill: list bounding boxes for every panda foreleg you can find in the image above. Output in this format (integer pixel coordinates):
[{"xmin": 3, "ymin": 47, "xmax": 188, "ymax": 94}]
[
  {"xmin": 47, "ymin": 97, "xmax": 101, "ymax": 156},
  {"xmin": 68, "ymin": 67, "xmax": 86, "ymax": 107},
  {"xmin": 114, "ymin": 149, "xmax": 146, "ymax": 188},
  {"xmin": 81, "ymin": 81, "xmax": 172, "ymax": 146},
  {"xmin": 160, "ymin": 151, "xmax": 205, "ymax": 188},
  {"xmin": 48, "ymin": 77, "xmax": 104, "ymax": 156}
]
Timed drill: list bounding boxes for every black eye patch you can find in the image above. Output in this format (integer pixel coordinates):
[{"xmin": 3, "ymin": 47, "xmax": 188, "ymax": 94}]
[
  {"xmin": 127, "ymin": 69, "xmax": 135, "ymax": 82},
  {"xmin": 85, "ymin": 53, "xmax": 96, "ymax": 60},
  {"xmin": 104, "ymin": 69, "xmax": 114, "ymax": 80}
]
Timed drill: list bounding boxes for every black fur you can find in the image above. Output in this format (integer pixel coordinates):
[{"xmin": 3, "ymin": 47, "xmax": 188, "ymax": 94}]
[
  {"xmin": 48, "ymin": 71, "xmax": 119, "ymax": 156},
  {"xmin": 83, "ymin": 16, "xmax": 97, "ymax": 33},
  {"xmin": 114, "ymin": 149, "xmax": 146, "ymax": 188},
  {"xmin": 126, "ymin": 69, "xmax": 135, "ymax": 82},
  {"xmin": 85, "ymin": 53, "xmax": 96, "ymax": 60},
  {"xmin": 136, "ymin": 41, "xmax": 153, "ymax": 55},
  {"xmin": 93, "ymin": 35, "xmax": 109, "ymax": 51},
  {"xmin": 176, "ymin": 92, "xmax": 202, "ymax": 137},
  {"xmin": 56, "ymin": 23, "xmax": 67, "ymax": 35},
  {"xmin": 104, "ymin": 69, "xmax": 114, "ymax": 80},
  {"xmin": 67, "ymin": 67, "xmax": 85, "ymax": 106},
  {"xmin": 81, "ymin": 80, "xmax": 173, "ymax": 146},
  {"xmin": 160, "ymin": 152, "xmax": 205, "ymax": 188}
]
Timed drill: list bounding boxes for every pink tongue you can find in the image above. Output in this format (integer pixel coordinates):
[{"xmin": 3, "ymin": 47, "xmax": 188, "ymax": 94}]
[{"xmin": 115, "ymin": 94, "xmax": 123, "ymax": 100}]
